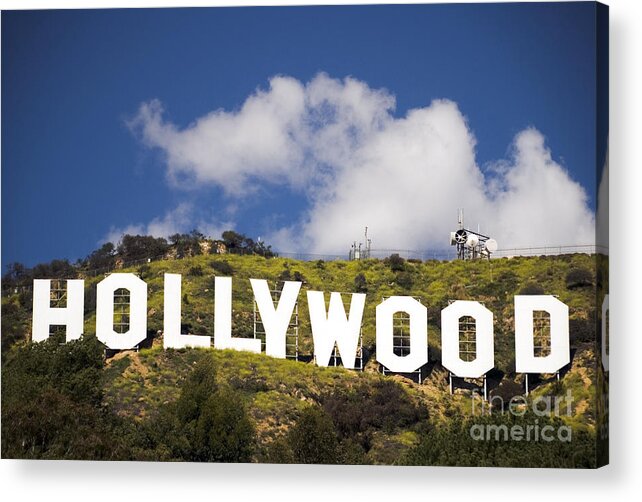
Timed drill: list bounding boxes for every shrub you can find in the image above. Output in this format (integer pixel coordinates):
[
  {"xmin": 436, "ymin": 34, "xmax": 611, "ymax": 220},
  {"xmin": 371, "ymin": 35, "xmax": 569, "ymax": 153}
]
[
  {"xmin": 188, "ymin": 266, "xmax": 204, "ymax": 277},
  {"xmin": 0, "ymin": 334, "xmax": 128, "ymax": 459},
  {"xmin": 210, "ymin": 260, "xmax": 234, "ymax": 276},
  {"xmin": 175, "ymin": 355, "xmax": 219, "ymax": 423},
  {"xmin": 169, "ymin": 230, "xmax": 205, "ymax": 258},
  {"xmin": 221, "ymin": 230, "xmax": 276, "ymax": 257},
  {"xmin": 354, "ymin": 273, "xmax": 368, "ymax": 293},
  {"xmin": 402, "ymin": 412, "xmax": 596, "ymax": 467},
  {"xmin": 84, "ymin": 242, "xmax": 117, "ymax": 271},
  {"xmin": 322, "ymin": 380, "xmax": 427, "ymax": 442},
  {"xmin": 264, "ymin": 436, "xmax": 295, "ymax": 464},
  {"xmin": 137, "ymin": 264, "xmax": 151, "ymax": 279},
  {"xmin": 338, "ymin": 438, "xmax": 368, "ymax": 464},
  {"xmin": 169, "ymin": 355, "xmax": 256, "ymax": 462},
  {"xmin": 288, "ymin": 405, "xmax": 340, "ymax": 464},
  {"xmin": 1, "ymin": 300, "xmax": 28, "ymax": 352},
  {"xmin": 427, "ymin": 305, "xmax": 443, "ymax": 328},
  {"xmin": 2, "ymin": 333, "xmax": 105, "ymax": 406},
  {"xmin": 192, "ymin": 388, "xmax": 255, "ymax": 462},
  {"xmin": 566, "ymin": 268, "xmax": 593, "ymax": 289},
  {"xmin": 278, "ymin": 268, "xmax": 292, "ymax": 282},
  {"xmin": 495, "ymin": 271, "xmax": 519, "ymax": 295},
  {"xmin": 396, "ymin": 271, "xmax": 414, "ymax": 290},
  {"xmin": 488, "ymin": 379, "xmax": 524, "ymax": 410},
  {"xmin": 385, "ymin": 253, "xmax": 406, "ymax": 272},
  {"xmin": 570, "ymin": 317, "xmax": 595, "ymax": 344},
  {"xmin": 117, "ymin": 235, "xmax": 169, "ymax": 262},
  {"xmin": 519, "ymin": 283, "xmax": 545, "ymax": 295}
]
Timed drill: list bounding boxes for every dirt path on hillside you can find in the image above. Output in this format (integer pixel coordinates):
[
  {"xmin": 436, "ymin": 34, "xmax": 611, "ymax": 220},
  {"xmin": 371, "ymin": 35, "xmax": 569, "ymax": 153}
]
[{"xmin": 105, "ymin": 350, "xmax": 149, "ymax": 377}]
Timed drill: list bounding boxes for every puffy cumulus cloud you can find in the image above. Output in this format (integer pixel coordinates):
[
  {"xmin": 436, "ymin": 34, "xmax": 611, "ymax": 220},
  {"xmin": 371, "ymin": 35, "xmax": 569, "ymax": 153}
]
[
  {"xmin": 103, "ymin": 203, "xmax": 232, "ymax": 245},
  {"xmin": 129, "ymin": 73, "xmax": 595, "ymax": 254},
  {"xmin": 128, "ymin": 73, "xmax": 394, "ymax": 196},
  {"xmin": 483, "ymin": 129, "xmax": 596, "ymax": 250},
  {"xmin": 128, "ymin": 77, "xmax": 307, "ymax": 195},
  {"xmin": 275, "ymin": 99, "xmax": 486, "ymax": 253}
]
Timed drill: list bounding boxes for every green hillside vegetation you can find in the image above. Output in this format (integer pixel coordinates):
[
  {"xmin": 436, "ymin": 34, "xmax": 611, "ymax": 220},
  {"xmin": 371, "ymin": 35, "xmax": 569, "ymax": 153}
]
[{"xmin": 1, "ymin": 241, "xmax": 605, "ymax": 466}]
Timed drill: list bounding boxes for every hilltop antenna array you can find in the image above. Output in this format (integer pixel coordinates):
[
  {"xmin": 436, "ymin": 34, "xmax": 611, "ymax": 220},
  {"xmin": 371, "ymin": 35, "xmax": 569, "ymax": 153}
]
[
  {"xmin": 349, "ymin": 226, "xmax": 372, "ymax": 260},
  {"xmin": 449, "ymin": 209, "xmax": 498, "ymax": 260}
]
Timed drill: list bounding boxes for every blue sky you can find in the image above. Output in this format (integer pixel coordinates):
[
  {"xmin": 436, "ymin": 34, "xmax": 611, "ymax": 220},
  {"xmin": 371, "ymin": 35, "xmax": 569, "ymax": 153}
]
[{"xmin": 2, "ymin": 3, "xmax": 602, "ymax": 268}]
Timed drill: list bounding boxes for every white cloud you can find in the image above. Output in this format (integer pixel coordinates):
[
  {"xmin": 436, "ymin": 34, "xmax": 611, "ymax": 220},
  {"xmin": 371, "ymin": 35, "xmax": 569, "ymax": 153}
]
[
  {"xmin": 128, "ymin": 76, "xmax": 309, "ymax": 195},
  {"xmin": 128, "ymin": 73, "xmax": 595, "ymax": 254},
  {"xmin": 484, "ymin": 129, "xmax": 595, "ymax": 249}
]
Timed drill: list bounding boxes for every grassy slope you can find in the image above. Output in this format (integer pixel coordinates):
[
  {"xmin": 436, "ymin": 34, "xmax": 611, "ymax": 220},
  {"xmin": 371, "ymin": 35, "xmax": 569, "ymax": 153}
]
[
  {"xmin": 82, "ymin": 252, "xmax": 599, "ymax": 462},
  {"xmin": 2, "ymin": 252, "xmax": 600, "ymax": 463}
]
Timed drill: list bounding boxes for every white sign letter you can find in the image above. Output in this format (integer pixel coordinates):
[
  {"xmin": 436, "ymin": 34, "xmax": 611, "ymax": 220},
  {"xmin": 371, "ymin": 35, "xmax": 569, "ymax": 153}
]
[
  {"xmin": 515, "ymin": 295, "xmax": 569, "ymax": 373},
  {"xmin": 96, "ymin": 273, "xmax": 147, "ymax": 350},
  {"xmin": 214, "ymin": 277, "xmax": 261, "ymax": 353},
  {"xmin": 441, "ymin": 300, "xmax": 494, "ymax": 378},
  {"xmin": 163, "ymin": 274, "xmax": 210, "ymax": 349},
  {"xmin": 250, "ymin": 279, "xmax": 301, "ymax": 358},
  {"xmin": 376, "ymin": 296, "xmax": 428, "ymax": 373},
  {"xmin": 307, "ymin": 291, "xmax": 365, "ymax": 369},
  {"xmin": 32, "ymin": 279, "xmax": 84, "ymax": 343}
]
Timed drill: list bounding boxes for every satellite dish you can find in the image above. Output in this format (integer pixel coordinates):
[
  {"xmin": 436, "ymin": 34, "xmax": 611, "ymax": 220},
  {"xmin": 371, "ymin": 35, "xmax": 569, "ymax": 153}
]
[
  {"xmin": 485, "ymin": 238, "xmax": 498, "ymax": 253},
  {"xmin": 454, "ymin": 229, "xmax": 468, "ymax": 244},
  {"xmin": 466, "ymin": 233, "xmax": 479, "ymax": 248}
]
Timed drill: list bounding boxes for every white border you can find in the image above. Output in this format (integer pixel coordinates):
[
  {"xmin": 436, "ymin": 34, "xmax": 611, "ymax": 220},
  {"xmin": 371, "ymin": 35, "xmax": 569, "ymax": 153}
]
[{"xmin": 1, "ymin": 1, "xmax": 640, "ymax": 501}]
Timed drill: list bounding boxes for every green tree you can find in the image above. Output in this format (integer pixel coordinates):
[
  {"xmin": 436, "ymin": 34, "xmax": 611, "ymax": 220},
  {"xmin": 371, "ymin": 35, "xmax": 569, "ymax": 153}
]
[
  {"xmin": 169, "ymin": 230, "xmax": 204, "ymax": 258},
  {"xmin": 401, "ymin": 412, "xmax": 596, "ymax": 468},
  {"xmin": 84, "ymin": 242, "xmax": 116, "ymax": 271},
  {"xmin": 221, "ymin": 230, "xmax": 275, "ymax": 257},
  {"xmin": 221, "ymin": 230, "xmax": 246, "ymax": 253},
  {"xmin": 175, "ymin": 355, "xmax": 219, "ymax": 423},
  {"xmin": 2, "ymin": 262, "xmax": 28, "ymax": 289},
  {"xmin": 1, "ymin": 333, "xmax": 129, "ymax": 460},
  {"xmin": 192, "ymin": 388, "xmax": 255, "ymax": 462},
  {"xmin": 385, "ymin": 253, "xmax": 406, "ymax": 272},
  {"xmin": 117, "ymin": 234, "xmax": 169, "ymax": 262},
  {"xmin": 395, "ymin": 271, "xmax": 414, "ymax": 290},
  {"xmin": 168, "ymin": 354, "xmax": 256, "ymax": 462},
  {"xmin": 31, "ymin": 259, "xmax": 77, "ymax": 280},
  {"xmin": 288, "ymin": 405, "xmax": 340, "ymax": 464}
]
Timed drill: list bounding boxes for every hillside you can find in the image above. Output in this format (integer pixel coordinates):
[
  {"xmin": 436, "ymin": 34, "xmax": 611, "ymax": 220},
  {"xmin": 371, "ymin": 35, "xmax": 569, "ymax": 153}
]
[{"xmin": 1, "ymin": 252, "xmax": 604, "ymax": 466}]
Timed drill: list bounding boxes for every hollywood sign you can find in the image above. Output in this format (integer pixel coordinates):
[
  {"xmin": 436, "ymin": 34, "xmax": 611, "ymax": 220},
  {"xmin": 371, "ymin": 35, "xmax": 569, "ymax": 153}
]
[{"xmin": 32, "ymin": 273, "xmax": 580, "ymax": 378}]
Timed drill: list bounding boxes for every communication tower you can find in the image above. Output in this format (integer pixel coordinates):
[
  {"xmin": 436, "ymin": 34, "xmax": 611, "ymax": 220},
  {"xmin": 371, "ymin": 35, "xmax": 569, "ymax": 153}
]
[
  {"xmin": 349, "ymin": 227, "xmax": 372, "ymax": 260},
  {"xmin": 449, "ymin": 209, "xmax": 498, "ymax": 260}
]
